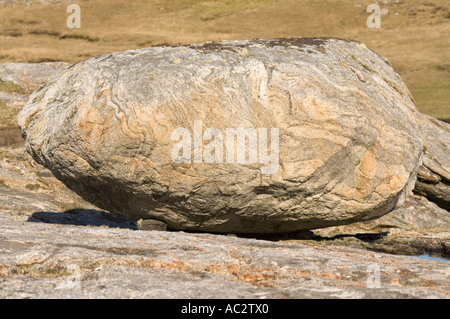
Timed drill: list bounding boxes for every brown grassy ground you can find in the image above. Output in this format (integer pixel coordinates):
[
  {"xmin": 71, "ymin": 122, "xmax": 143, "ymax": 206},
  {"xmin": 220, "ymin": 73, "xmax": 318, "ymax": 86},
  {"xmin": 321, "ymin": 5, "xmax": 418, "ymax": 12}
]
[{"xmin": 0, "ymin": 0, "xmax": 449, "ymax": 118}]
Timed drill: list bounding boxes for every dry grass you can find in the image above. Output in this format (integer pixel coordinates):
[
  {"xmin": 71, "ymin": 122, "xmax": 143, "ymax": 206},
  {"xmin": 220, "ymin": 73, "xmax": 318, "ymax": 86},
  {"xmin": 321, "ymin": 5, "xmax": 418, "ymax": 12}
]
[
  {"xmin": 0, "ymin": 99, "xmax": 17, "ymax": 127},
  {"xmin": 0, "ymin": 80, "xmax": 24, "ymax": 94},
  {"xmin": 0, "ymin": 0, "xmax": 448, "ymax": 118}
]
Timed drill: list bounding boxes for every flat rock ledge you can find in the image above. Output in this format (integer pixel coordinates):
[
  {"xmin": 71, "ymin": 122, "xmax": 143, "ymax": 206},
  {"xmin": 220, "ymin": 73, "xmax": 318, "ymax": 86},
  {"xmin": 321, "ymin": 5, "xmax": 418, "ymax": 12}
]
[{"xmin": 0, "ymin": 219, "xmax": 448, "ymax": 299}]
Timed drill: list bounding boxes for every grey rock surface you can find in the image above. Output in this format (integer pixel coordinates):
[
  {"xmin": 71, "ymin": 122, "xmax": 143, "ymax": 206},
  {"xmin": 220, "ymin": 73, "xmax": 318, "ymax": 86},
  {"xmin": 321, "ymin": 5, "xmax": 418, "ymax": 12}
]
[
  {"xmin": 18, "ymin": 38, "xmax": 424, "ymax": 233},
  {"xmin": 325, "ymin": 194, "xmax": 450, "ymax": 235},
  {"xmin": 0, "ymin": 62, "xmax": 70, "ymax": 92},
  {"xmin": 413, "ymin": 115, "xmax": 450, "ymax": 210},
  {"xmin": 0, "ymin": 92, "xmax": 28, "ymax": 109},
  {"xmin": 0, "ymin": 186, "xmax": 62, "ymax": 219},
  {"xmin": 0, "ymin": 218, "xmax": 448, "ymax": 299},
  {"xmin": 0, "ymin": 145, "xmax": 99, "ymax": 220}
]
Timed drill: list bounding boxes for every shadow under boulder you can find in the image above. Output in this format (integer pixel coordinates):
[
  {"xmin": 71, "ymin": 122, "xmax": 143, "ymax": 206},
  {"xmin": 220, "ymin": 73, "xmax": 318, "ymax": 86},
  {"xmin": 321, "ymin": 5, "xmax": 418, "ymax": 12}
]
[{"xmin": 28, "ymin": 209, "xmax": 137, "ymax": 230}]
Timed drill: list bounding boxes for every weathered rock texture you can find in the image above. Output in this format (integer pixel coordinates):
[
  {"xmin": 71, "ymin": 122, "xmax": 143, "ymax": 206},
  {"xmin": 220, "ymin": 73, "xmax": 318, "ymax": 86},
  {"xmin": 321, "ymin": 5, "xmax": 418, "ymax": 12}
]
[
  {"xmin": 0, "ymin": 219, "xmax": 449, "ymax": 299},
  {"xmin": 413, "ymin": 114, "xmax": 450, "ymax": 211},
  {"xmin": 0, "ymin": 62, "xmax": 70, "ymax": 93},
  {"xmin": 18, "ymin": 38, "xmax": 424, "ymax": 233},
  {"xmin": 0, "ymin": 62, "xmax": 71, "ymax": 147}
]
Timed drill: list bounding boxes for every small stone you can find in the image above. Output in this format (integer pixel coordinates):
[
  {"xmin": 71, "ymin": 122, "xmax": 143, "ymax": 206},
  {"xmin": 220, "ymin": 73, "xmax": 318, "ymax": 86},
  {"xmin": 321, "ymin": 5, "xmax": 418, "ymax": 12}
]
[
  {"xmin": 137, "ymin": 219, "xmax": 168, "ymax": 231},
  {"xmin": 36, "ymin": 169, "xmax": 53, "ymax": 178}
]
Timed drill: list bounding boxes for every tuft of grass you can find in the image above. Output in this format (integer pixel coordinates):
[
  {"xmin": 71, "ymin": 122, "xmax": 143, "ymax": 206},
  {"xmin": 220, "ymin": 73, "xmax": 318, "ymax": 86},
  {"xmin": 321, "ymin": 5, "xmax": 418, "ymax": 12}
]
[
  {"xmin": 0, "ymin": 150, "xmax": 12, "ymax": 158},
  {"xmin": 0, "ymin": 80, "xmax": 25, "ymax": 94},
  {"xmin": 191, "ymin": 0, "xmax": 279, "ymax": 21},
  {"xmin": 59, "ymin": 33, "xmax": 100, "ymax": 42},
  {"xmin": 25, "ymin": 183, "xmax": 41, "ymax": 191},
  {"xmin": 58, "ymin": 202, "xmax": 86, "ymax": 212},
  {"xmin": 12, "ymin": 264, "xmax": 72, "ymax": 278},
  {"xmin": 0, "ymin": 99, "xmax": 20, "ymax": 127},
  {"xmin": 409, "ymin": 82, "xmax": 450, "ymax": 119}
]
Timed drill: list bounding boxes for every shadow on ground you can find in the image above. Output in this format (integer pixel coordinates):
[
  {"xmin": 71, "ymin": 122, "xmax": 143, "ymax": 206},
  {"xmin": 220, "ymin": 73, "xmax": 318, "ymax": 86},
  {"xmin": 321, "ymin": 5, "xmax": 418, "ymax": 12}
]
[
  {"xmin": 236, "ymin": 230, "xmax": 389, "ymax": 241},
  {"xmin": 28, "ymin": 209, "xmax": 138, "ymax": 230},
  {"xmin": 27, "ymin": 209, "xmax": 388, "ymax": 244},
  {"xmin": 27, "ymin": 211, "xmax": 449, "ymax": 260},
  {"xmin": 238, "ymin": 230, "xmax": 449, "ymax": 260}
]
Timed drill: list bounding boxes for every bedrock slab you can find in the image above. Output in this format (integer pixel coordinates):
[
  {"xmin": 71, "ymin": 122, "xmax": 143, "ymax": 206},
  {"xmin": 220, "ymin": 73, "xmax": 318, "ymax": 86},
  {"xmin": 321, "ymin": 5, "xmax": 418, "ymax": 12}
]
[{"xmin": 0, "ymin": 220, "xmax": 448, "ymax": 299}]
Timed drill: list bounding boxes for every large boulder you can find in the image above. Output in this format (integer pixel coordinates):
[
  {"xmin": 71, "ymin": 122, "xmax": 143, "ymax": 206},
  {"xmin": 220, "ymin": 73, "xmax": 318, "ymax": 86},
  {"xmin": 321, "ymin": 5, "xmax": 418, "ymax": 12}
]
[{"xmin": 18, "ymin": 38, "xmax": 424, "ymax": 233}]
